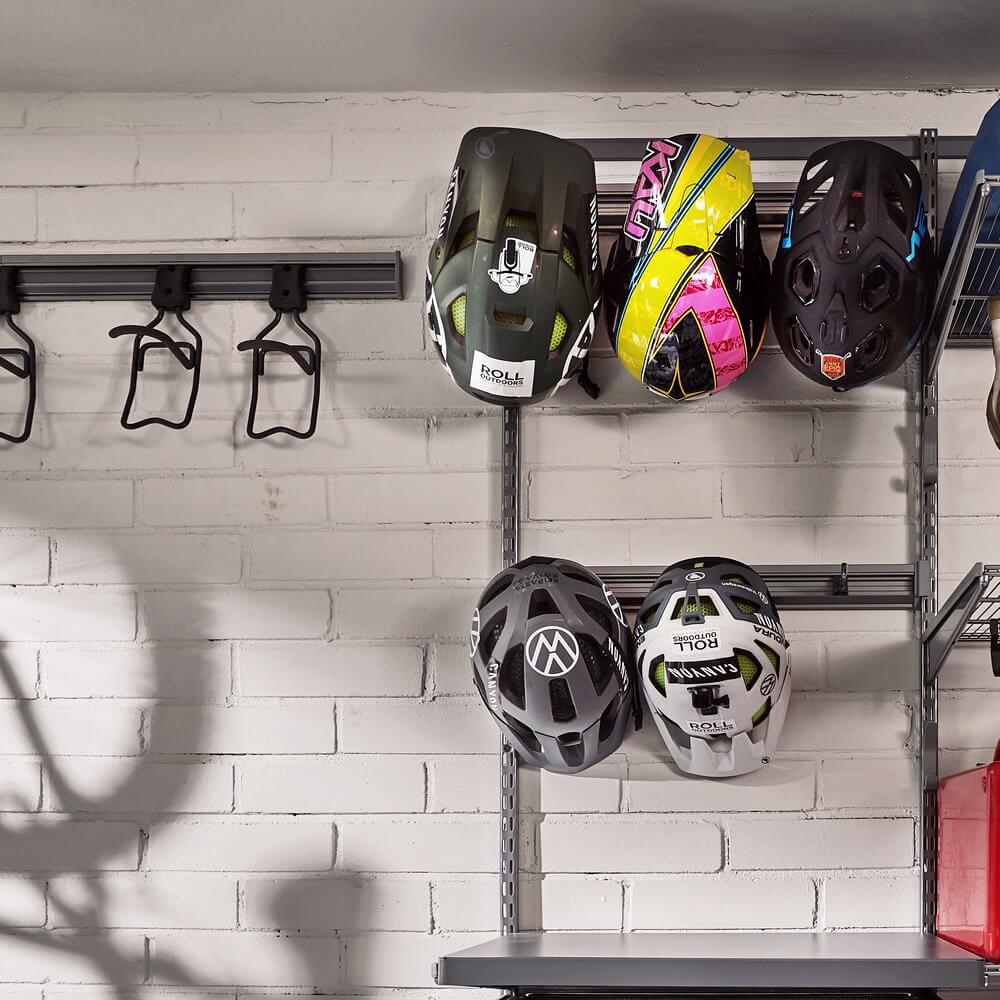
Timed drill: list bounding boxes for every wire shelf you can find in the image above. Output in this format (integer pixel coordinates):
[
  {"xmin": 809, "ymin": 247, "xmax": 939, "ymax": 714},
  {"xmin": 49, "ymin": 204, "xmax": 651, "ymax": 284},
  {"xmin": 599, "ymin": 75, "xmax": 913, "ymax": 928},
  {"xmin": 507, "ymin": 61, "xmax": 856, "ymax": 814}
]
[
  {"xmin": 946, "ymin": 178, "xmax": 1000, "ymax": 344},
  {"xmin": 959, "ymin": 566, "xmax": 1000, "ymax": 640}
]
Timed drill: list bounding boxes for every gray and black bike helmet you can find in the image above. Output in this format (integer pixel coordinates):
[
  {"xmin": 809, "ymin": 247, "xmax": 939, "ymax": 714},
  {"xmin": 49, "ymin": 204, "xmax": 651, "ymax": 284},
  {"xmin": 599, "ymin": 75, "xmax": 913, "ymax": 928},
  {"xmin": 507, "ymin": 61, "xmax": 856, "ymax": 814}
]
[
  {"xmin": 470, "ymin": 556, "xmax": 637, "ymax": 773},
  {"xmin": 426, "ymin": 128, "xmax": 603, "ymax": 405}
]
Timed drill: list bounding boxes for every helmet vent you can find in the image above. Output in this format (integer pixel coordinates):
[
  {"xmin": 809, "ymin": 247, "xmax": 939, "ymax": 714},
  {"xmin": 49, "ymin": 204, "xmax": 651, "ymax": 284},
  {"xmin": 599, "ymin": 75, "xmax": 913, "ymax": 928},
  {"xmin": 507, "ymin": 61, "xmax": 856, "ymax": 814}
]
[
  {"xmin": 672, "ymin": 596, "xmax": 718, "ymax": 619},
  {"xmin": 498, "ymin": 642, "xmax": 525, "ymax": 709},
  {"xmin": 549, "ymin": 312, "xmax": 569, "ymax": 354},
  {"xmin": 480, "ymin": 610, "xmax": 507, "ymax": 660},
  {"xmin": 503, "ymin": 711, "xmax": 541, "ymax": 753},
  {"xmin": 883, "ymin": 186, "xmax": 908, "ymax": 233},
  {"xmin": 853, "ymin": 326, "xmax": 890, "ymax": 374},
  {"xmin": 788, "ymin": 318, "xmax": 814, "ymax": 366},
  {"xmin": 650, "ymin": 654, "xmax": 667, "ymax": 695},
  {"xmin": 577, "ymin": 595, "xmax": 617, "ymax": 640},
  {"xmin": 637, "ymin": 604, "xmax": 660, "ymax": 628},
  {"xmin": 494, "ymin": 308, "xmax": 526, "ymax": 326},
  {"xmin": 836, "ymin": 171, "xmax": 867, "ymax": 232},
  {"xmin": 597, "ymin": 699, "xmax": 621, "ymax": 743},
  {"xmin": 722, "ymin": 573, "xmax": 750, "ymax": 587},
  {"xmin": 861, "ymin": 261, "xmax": 897, "ymax": 313},
  {"xmin": 752, "ymin": 696, "xmax": 773, "ymax": 728},
  {"xmin": 453, "ymin": 215, "xmax": 479, "ymax": 255},
  {"xmin": 755, "ymin": 640, "xmax": 780, "ymax": 673},
  {"xmin": 561, "ymin": 567, "xmax": 595, "ymax": 585},
  {"xmin": 792, "ymin": 256, "xmax": 820, "ymax": 306},
  {"xmin": 580, "ymin": 633, "xmax": 612, "ymax": 696},
  {"xmin": 480, "ymin": 573, "xmax": 513, "ymax": 608},
  {"xmin": 449, "ymin": 294, "xmax": 467, "ymax": 338},
  {"xmin": 549, "ymin": 677, "xmax": 576, "ymax": 722},
  {"xmin": 733, "ymin": 597, "xmax": 759, "ymax": 615},
  {"xmin": 735, "ymin": 649, "xmax": 763, "ymax": 690},
  {"xmin": 528, "ymin": 589, "xmax": 560, "ymax": 619}
]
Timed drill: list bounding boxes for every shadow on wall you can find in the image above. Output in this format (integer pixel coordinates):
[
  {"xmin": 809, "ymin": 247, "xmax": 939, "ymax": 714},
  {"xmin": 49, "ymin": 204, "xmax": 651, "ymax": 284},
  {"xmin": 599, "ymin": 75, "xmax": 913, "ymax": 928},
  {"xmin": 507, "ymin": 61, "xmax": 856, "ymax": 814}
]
[{"xmin": 0, "ymin": 574, "xmax": 212, "ymax": 998}]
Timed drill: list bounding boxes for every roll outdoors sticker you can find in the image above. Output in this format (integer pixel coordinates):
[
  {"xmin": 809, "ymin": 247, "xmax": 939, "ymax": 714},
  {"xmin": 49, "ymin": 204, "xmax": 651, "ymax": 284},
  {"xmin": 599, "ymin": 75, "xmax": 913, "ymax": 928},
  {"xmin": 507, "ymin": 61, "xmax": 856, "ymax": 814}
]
[{"xmin": 470, "ymin": 350, "xmax": 535, "ymax": 398}]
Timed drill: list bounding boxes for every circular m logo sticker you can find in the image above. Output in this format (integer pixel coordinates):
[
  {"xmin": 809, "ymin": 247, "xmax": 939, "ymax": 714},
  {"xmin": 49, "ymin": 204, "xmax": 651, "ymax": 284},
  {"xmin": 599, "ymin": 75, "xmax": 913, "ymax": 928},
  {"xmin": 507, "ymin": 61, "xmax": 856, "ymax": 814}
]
[{"xmin": 525, "ymin": 625, "xmax": 579, "ymax": 677}]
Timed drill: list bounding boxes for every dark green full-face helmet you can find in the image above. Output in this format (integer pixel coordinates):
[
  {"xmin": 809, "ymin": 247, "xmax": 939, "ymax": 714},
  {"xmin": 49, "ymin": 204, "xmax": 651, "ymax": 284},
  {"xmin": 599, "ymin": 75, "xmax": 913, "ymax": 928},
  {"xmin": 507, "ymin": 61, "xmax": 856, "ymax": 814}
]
[{"xmin": 426, "ymin": 127, "xmax": 603, "ymax": 405}]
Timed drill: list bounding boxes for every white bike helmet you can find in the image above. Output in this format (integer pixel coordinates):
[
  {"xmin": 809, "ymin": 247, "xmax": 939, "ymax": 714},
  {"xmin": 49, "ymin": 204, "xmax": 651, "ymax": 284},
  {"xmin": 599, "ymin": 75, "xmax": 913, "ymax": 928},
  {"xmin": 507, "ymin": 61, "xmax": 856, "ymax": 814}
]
[{"xmin": 634, "ymin": 557, "xmax": 790, "ymax": 778}]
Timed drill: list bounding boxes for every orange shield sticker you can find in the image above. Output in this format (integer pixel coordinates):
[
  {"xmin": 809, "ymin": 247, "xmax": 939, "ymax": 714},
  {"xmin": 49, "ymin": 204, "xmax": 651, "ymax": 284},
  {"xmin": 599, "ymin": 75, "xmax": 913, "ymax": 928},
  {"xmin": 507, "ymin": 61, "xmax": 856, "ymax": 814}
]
[{"xmin": 820, "ymin": 354, "xmax": 847, "ymax": 381}]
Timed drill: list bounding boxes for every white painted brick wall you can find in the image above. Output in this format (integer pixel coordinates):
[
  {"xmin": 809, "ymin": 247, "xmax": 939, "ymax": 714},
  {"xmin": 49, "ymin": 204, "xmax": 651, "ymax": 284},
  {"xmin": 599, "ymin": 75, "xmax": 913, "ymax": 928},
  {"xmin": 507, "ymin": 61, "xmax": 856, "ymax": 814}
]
[{"xmin": 0, "ymin": 86, "xmax": 995, "ymax": 997}]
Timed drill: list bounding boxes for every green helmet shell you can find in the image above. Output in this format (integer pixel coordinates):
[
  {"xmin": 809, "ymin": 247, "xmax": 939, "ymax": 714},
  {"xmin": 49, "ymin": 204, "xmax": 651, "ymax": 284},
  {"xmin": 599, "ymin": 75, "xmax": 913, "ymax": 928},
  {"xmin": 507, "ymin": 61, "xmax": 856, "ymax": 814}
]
[{"xmin": 426, "ymin": 127, "xmax": 602, "ymax": 405}]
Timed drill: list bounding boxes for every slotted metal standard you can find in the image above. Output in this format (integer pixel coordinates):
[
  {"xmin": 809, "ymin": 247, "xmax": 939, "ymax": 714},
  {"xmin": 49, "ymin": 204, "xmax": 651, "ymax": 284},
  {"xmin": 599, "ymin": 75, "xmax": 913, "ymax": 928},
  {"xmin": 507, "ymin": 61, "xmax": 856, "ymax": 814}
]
[{"xmin": 437, "ymin": 131, "xmax": 1000, "ymax": 994}]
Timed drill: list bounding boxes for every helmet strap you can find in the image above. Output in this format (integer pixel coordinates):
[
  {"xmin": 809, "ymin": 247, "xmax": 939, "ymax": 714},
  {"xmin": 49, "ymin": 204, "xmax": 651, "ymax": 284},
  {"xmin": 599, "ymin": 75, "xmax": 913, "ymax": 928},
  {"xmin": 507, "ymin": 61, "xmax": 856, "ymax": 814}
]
[{"xmin": 576, "ymin": 355, "xmax": 601, "ymax": 399}]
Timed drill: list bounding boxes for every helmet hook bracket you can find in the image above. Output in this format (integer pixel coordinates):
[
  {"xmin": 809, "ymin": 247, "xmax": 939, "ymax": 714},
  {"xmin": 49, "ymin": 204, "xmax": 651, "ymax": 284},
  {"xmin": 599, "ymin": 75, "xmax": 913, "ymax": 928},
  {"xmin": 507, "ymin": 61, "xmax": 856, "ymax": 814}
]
[
  {"xmin": 236, "ymin": 264, "xmax": 321, "ymax": 441},
  {"xmin": 108, "ymin": 264, "xmax": 202, "ymax": 431},
  {"xmin": 834, "ymin": 562, "xmax": 850, "ymax": 597},
  {"xmin": 0, "ymin": 266, "xmax": 36, "ymax": 444}
]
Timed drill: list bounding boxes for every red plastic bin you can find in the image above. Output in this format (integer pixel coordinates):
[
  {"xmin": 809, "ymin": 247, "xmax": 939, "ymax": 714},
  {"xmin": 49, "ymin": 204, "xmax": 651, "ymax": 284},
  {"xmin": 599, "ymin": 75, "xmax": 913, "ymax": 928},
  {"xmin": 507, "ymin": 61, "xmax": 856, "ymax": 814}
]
[{"xmin": 937, "ymin": 744, "xmax": 1000, "ymax": 959}]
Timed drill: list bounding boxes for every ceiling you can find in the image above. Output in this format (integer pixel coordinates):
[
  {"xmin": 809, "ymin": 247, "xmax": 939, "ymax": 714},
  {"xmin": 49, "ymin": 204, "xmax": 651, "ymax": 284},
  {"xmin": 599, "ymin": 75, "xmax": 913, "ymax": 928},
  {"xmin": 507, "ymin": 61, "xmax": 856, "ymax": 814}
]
[{"xmin": 3, "ymin": 0, "xmax": 1000, "ymax": 93}]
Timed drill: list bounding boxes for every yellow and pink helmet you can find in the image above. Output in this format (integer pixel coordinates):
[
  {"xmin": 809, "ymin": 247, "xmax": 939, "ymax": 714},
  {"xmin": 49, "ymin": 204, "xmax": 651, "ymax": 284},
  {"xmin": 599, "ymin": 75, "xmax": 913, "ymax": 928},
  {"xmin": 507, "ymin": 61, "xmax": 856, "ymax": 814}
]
[{"xmin": 605, "ymin": 134, "xmax": 771, "ymax": 400}]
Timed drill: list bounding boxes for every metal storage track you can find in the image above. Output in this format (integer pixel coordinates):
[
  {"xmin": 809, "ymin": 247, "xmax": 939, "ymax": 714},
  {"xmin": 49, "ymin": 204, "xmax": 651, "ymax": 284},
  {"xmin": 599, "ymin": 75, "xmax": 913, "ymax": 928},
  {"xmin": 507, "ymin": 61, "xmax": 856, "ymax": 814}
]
[{"xmin": 437, "ymin": 130, "xmax": 1000, "ymax": 993}]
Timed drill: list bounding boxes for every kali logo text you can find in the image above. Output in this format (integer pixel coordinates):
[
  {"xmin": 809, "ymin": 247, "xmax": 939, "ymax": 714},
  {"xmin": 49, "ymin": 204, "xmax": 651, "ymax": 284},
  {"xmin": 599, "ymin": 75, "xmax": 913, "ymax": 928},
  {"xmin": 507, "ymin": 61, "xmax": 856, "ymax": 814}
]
[
  {"xmin": 525, "ymin": 626, "xmax": 580, "ymax": 677},
  {"xmin": 469, "ymin": 607, "xmax": 481, "ymax": 657},
  {"xmin": 625, "ymin": 138, "xmax": 683, "ymax": 243},
  {"xmin": 488, "ymin": 238, "xmax": 535, "ymax": 294},
  {"xmin": 437, "ymin": 168, "xmax": 459, "ymax": 239}
]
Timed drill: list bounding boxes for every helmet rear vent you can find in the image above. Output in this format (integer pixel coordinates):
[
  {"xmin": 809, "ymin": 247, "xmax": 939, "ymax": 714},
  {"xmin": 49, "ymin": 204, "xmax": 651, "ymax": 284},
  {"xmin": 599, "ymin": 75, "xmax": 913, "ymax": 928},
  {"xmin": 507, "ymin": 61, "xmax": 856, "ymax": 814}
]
[
  {"xmin": 735, "ymin": 649, "xmax": 763, "ymax": 690},
  {"xmin": 528, "ymin": 589, "xmax": 560, "ymax": 620},
  {"xmin": 577, "ymin": 595, "xmax": 617, "ymax": 640},
  {"xmin": 580, "ymin": 633, "xmax": 612, "ymax": 696},
  {"xmin": 791, "ymin": 256, "xmax": 820, "ymax": 305},
  {"xmin": 597, "ymin": 699, "xmax": 621, "ymax": 743},
  {"xmin": 503, "ymin": 711, "xmax": 540, "ymax": 753},
  {"xmin": 853, "ymin": 325, "xmax": 891, "ymax": 374},
  {"xmin": 672, "ymin": 596, "xmax": 719, "ymax": 619},
  {"xmin": 549, "ymin": 677, "xmax": 576, "ymax": 722},
  {"xmin": 498, "ymin": 642, "xmax": 525, "ymax": 709},
  {"xmin": 561, "ymin": 566, "xmax": 595, "ymax": 585},
  {"xmin": 755, "ymin": 640, "xmax": 781, "ymax": 673},
  {"xmin": 788, "ymin": 318, "xmax": 814, "ymax": 367},
  {"xmin": 479, "ymin": 609, "xmax": 507, "ymax": 660},
  {"xmin": 733, "ymin": 597, "xmax": 760, "ymax": 615},
  {"xmin": 861, "ymin": 261, "xmax": 898, "ymax": 313},
  {"xmin": 480, "ymin": 573, "xmax": 513, "ymax": 608},
  {"xmin": 494, "ymin": 308, "xmax": 526, "ymax": 326}
]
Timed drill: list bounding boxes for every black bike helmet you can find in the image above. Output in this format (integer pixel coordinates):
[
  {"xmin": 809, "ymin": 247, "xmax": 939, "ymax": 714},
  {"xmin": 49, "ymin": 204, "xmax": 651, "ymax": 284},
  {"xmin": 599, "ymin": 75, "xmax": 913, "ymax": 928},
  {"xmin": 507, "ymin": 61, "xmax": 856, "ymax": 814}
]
[
  {"xmin": 772, "ymin": 140, "xmax": 937, "ymax": 391},
  {"xmin": 470, "ymin": 556, "xmax": 637, "ymax": 773},
  {"xmin": 426, "ymin": 128, "xmax": 602, "ymax": 405}
]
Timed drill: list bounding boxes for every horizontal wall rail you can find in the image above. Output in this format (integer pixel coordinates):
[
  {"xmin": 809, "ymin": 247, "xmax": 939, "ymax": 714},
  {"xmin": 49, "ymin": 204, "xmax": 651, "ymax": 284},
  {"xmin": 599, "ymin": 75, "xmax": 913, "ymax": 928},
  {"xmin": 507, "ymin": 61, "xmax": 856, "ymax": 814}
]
[
  {"xmin": 0, "ymin": 252, "xmax": 403, "ymax": 301},
  {"xmin": 596, "ymin": 563, "xmax": 919, "ymax": 615}
]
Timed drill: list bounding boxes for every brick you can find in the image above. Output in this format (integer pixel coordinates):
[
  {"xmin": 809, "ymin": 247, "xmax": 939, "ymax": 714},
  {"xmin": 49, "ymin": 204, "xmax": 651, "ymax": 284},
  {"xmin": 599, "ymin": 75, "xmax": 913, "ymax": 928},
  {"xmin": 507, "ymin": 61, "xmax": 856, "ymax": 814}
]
[
  {"xmin": 47, "ymin": 760, "xmax": 233, "ymax": 814},
  {"xmin": 541, "ymin": 769, "xmax": 621, "ymax": 813},
  {"xmin": 431, "ymin": 642, "xmax": 476, "ymax": 697},
  {"xmin": 27, "ymin": 92, "xmax": 220, "ymax": 130},
  {"xmin": 143, "ymin": 589, "xmax": 329, "ymax": 640},
  {"xmin": 531, "ymin": 468, "xmax": 716, "ymax": 520},
  {"xmin": 140, "ymin": 475, "xmax": 326, "ymax": 527},
  {"xmin": 147, "ymin": 821, "xmax": 332, "ymax": 872},
  {"xmin": 432, "ymin": 877, "xmax": 502, "ymax": 931},
  {"xmin": 243, "ymin": 757, "xmax": 424, "ymax": 813},
  {"xmin": 631, "ymin": 876, "xmax": 816, "ymax": 930},
  {"xmin": 333, "ymin": 471, "xmax": 493, "ymax": 524},
  {"xmin": 336, "ymin": 585, "xmax": 479, "ymax": 640},
  {"xmin": 824, "ymin": 634, "xmax": 918, "ymax": 691},
  {"xmin": 430, "ymin": 416, "xmax": 497, "ymax": 469},
  {"xmin": 433, "ymin": 527, "xmax": 498, "ymax": 579},
  {"xmin": 38, "ymin": 187, "xmax": 232, "ymax": 242},
  {"xmin": 626, "ymin": 761, "xmax": 815, "ymax": 812},
  {"xmin": 0, "ymin": 135, "xmax": 137, "ymax": 185},
  {"xmin": 44, "ymin": 416, "xmax": 234, "ymax": 472},
  {"xmin": 542, "ymin": 876, "xmax": 623, "ymax": 930},
  {"xmin": 729, "ymin": 818, "xmax": 914, "ymax": 870},
  {"xmin": 941, "ymin": 465, "xmax": 1000, "ymax": 517},
  {"xmin": 939, "ymin": 520, "xmax": 1000, "ymax": 577},
  {"xmin": 818, "ymin": 757, "xmax": 918, "ymax": 809},
  {"xmin": 26, "ymin": 360, "xmax": 129, "ymax": 415},
  {"xmin": 324, "ymin": 358, "xmax": 449, "ymax": 413},
  {"xmin": 343, "ymin": 931, "xmax": 486, "ymax": 989},
  {"xmin": 941, "ymin": 406, "xmax": 998, "ymax": 460},
  {"xmin": 0, "ymin": 481, "xmax": 132, "ymax": 528},
  {"xmin": 629, "ymin": 518, "xmax": 817, "ymax": 566},
  {"xmin": 521, "ymin": 523, "xmax": 630, "ymax": 565},
  {"xmin": 629, "ymin": 411, "xmax": 813, "ymax": 465},
  {"xmin": 235, "ymin": 182, "xmax": 426, "ymax": 238},
  {"xmin": 241, "ymin": 641, "xmax": 422, "ymax": 697},
  {"xmin": 781, "ymin": 697, "xmax": 910, "ymax": 751},
  {"xmin": 339, "ymin": 817, "xmax": 495, "ymax": 873},
  {"xmin": 523, "ymin": 414, "xmax": 622, "ymax": 467},
  {"xmin": 934, "ymin": 638, "xmax": 1000, "ymax": 690},
  {"xmin": 824, "ymin": 874, "xmax": 920, "ymax": 928},
  {"xmin": 723, "ymin": 466, "xmax": 907, "ymax": 516},
  {"xmin": 784, "ymin": 636, "xmax": 824, "ymax": 690},
  {"xmin": 540, "ymin": 819, "xmax": 720, "ymax": 873},
  {"xmin": 43, "ymin": 643, "xmax": 231, "ymax": 699},
  {"xmin": 149, "ymin": 704, "xmax": 333, "ymax": 754},
  {"xmin": 818, "ymin": 410, "xmax": 911, "ymax": 462},
  {"xmin": 0, "ymin": 694, "xmax": 137, "ymax": 752},
  {"xmin": 49, "ymin": 874, "xmax": 237, "ymax": 928},
  {"xmin": 0, "ymin": 818, "xmax": 138, "ymax": 870},
  {"xmin": 940, "ymin": 692, "xmax": 1000, "ymax": 749},
  {"xmin": 251, "ymin": 529, "xmax": 432, "ymax": 581},
  {"xmin": 337, "ymin": 130, "xmax": 461, "ymax": 181},
  {"xmin": 0, "ymin": 761, "xmax": 41, "ymax": 811},
  {"xmin": 150, "ymin": 930, "xmax": 339, "ymax": 987},
  {"xmin": 427, "ymin": 756, "xmax": 499, "ymax": 813},
  {"xmin": 939, "ymin": 350, "xmax": 990, "ymax": 401},
  {"xmin": 816, "ymin": 518, "xmax": 914, "ymax": 564},
  {"xmin": 340, "ymin": 699, "xmax": 496, "ymax": 754},
  {"xmin": 138, "ymin": 132, "xmax": 330, "ymax": 182},
  {"xmin": 0, "ymin": 537, "xmax": 49, "ymax": 584},
  {"xmin": 238, "ymin": 417, "xmax": 427, "ymax": 472},
  {"xmin": 0, "ymin": 879, "xmax": 45, "ymax": 927},
  {"xmin": 54, "ymin": 533, "xmax": 241, "ymax": 585},
  {"xmin": 0, "ymin": 190, "xmax": 37, "ymax": 241},
  {"xmin": 244, "ymin": 876, "xmax": 428, "ymax": 931},
  {"xmin": 0, "ymin": 931, "xmax": 144, "ymax": 984}
]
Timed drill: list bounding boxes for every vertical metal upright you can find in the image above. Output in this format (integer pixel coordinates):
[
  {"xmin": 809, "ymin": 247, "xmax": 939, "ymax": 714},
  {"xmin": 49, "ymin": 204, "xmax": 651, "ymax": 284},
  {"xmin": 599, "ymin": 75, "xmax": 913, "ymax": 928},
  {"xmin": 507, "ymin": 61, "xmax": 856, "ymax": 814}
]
[
  {"xmin": 499, "ymin": 405, "xmax": 521, "ymax": 936},
  {"xmin": 918, "ymin": 127, "xmax": 940, "ymax": 935}
]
